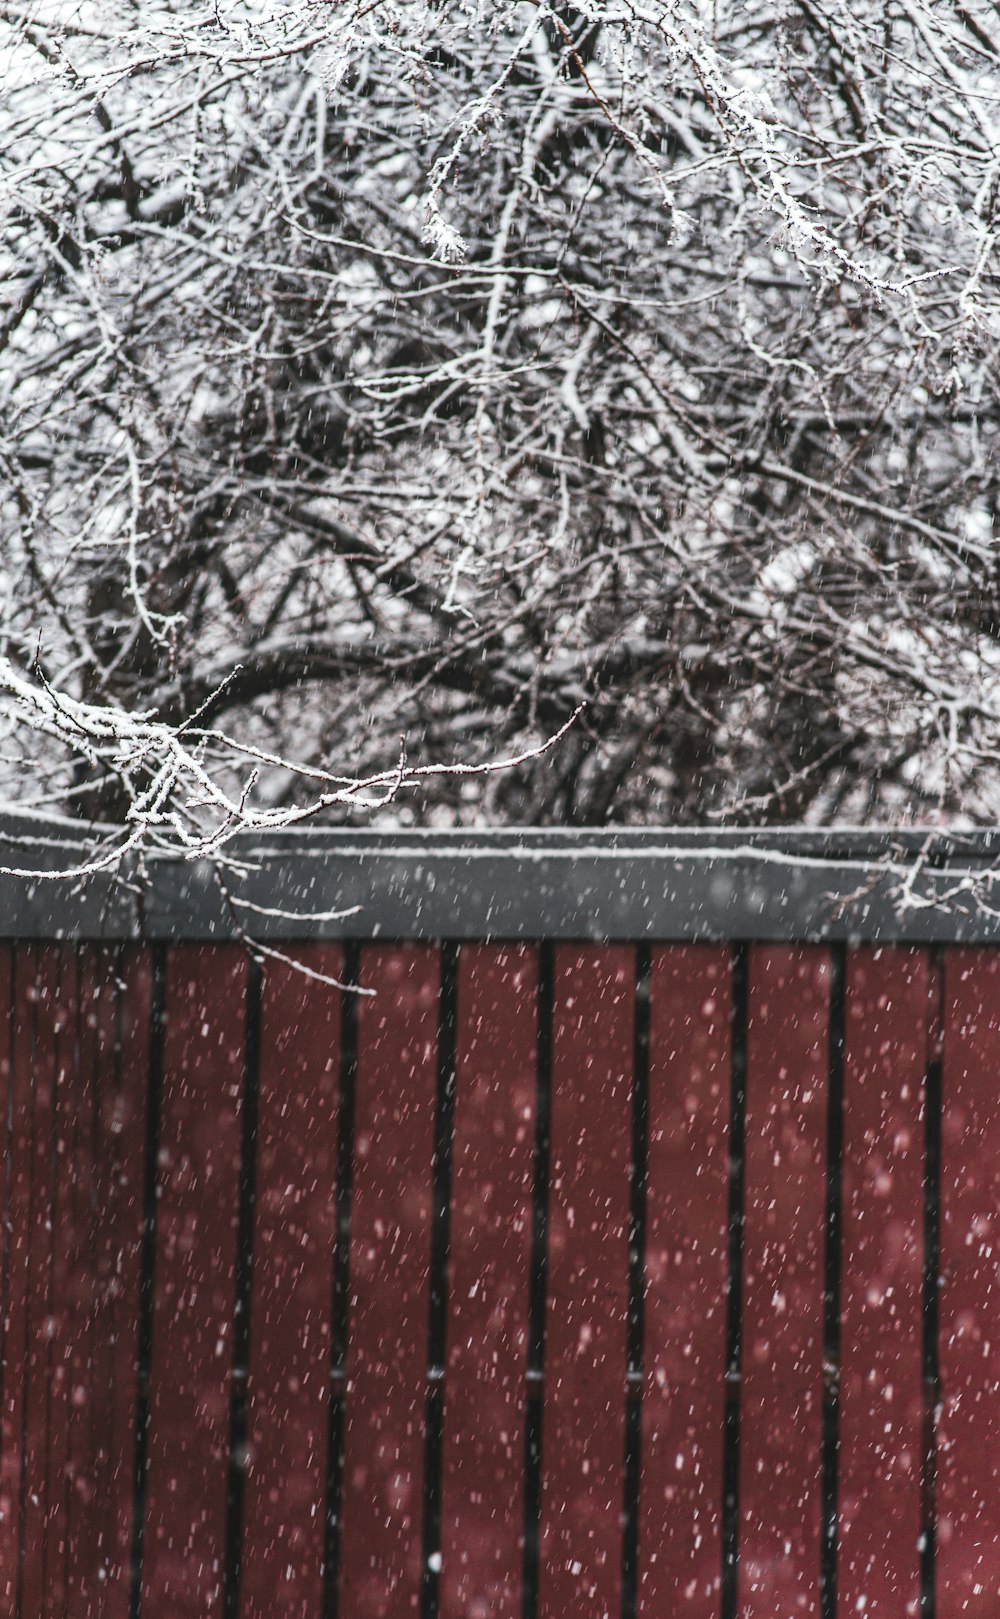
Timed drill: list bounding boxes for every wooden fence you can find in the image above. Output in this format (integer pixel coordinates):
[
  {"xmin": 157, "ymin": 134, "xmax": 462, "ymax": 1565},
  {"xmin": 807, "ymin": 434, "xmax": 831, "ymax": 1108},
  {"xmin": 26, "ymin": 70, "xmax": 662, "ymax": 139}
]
[{"xmin": 2, "ymin": 824, "xmax": 1000, "ymax": 1619}]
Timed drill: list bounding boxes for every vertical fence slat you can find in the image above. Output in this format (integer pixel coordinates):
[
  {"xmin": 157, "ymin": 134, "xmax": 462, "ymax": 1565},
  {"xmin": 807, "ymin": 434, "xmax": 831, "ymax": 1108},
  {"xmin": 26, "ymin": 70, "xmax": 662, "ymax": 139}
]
[
  {"xmin": 538, "ymin": 945, "xmax": 634, "ymax": 1619},
  {"xmin": 142, "ymin": 945, "xmax": 247, "ymax": 1618},
  {"xmin": 42, "ymin": 947, "xmax": 74, "ymax": 1619},
  {"xmin": 60, "ymin": 945, "xmax": 97, "ymax": 1612},
  {"xmin": 739, "ymin": 945, "xmax": 830, "ymax": 1619},
  {"xmin": 338, "ymin": 943, "xmax": 440, "ymax": 1619},
  {"xmin": 639, "ymin": 944, "xmax": 731, "ymax": 1619},
  {"xmin": 837, "ymin": 947, "xmax": 927, "ymax": 1619},
  {"xmin": 19, "ymin": 947, "xmax": 47, "ymax": 1619},
  {"xmin": 0, "ymin": 946, "xmax": 33, "ymax": 1613},
  {"xmin": 65, "ymin": 949, "xmax": 100, "ymax": 1618},
  {"xmin": 102, "ymin": 948, "xmax": 151, "ymax": 1619},
  {"xmin": 0, "ymin": 946, "xmax": 12, "ymax": 1606},
  {"xmin": 439, "ymin": 943, "xmax": 537, "ymax": 1619},
  {"xmin": 21, "ymin": 947, "xmax": 61, "ymax": 1619},
  {"xmin": 938, "ymin": 947, "xmax": 1000, "ymax": 1616},
  {"xmin": 241, "ymin": 947, "xmax": 342, "ymax": 1619},
  {"xmin": 88, "ymin": 949, "xmax": 121, "ymax": 1619}
]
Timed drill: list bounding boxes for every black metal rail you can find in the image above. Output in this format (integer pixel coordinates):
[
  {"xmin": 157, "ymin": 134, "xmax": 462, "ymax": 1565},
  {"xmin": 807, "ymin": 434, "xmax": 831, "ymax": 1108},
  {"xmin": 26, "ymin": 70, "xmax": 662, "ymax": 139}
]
[{"xmin": 4, "ymin": 818, "xmax": 1000, "ymax": 942}]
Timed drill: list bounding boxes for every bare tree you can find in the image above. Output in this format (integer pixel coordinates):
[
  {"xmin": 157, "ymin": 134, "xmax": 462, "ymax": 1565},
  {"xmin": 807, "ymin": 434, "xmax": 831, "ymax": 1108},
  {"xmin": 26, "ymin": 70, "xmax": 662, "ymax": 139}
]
[{"xmin": 2, "ymin": 1, "xmax": 999, "ymax": 854}]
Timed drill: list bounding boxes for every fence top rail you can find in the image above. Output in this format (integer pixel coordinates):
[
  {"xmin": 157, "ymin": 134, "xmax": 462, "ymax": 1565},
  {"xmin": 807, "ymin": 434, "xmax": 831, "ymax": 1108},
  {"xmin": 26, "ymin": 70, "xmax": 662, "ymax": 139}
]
[{"xmin": 2, "ymin": 814, "xmax": 1000, "ymax": 942}]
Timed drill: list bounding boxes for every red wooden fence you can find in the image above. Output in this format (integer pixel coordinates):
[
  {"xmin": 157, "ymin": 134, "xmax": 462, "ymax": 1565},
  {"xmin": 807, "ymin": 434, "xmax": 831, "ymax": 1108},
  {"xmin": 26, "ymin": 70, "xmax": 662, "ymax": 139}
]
[{"xmin": 1, "ymin": 827, "xmax": 999, "ymax": 1618}]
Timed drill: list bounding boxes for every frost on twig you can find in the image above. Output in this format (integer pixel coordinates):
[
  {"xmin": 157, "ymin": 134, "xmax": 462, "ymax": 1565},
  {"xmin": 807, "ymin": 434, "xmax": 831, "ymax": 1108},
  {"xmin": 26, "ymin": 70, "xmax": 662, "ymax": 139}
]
[{"xmin": 0, "ymin": 652, "xmax": 584, "ymax": 872}]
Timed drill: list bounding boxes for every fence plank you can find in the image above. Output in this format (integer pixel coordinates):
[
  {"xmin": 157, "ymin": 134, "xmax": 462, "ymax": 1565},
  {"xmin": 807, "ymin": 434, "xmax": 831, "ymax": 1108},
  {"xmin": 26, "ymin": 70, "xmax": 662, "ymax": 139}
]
[
  {"xmin": 142, "ymin": 946, "xmax": 247, "ymax": 1617},
  {"xmin": 439, "ymin": 944, "xmax": 538, "ymax": 1619},
  {"xmin": 838, "ymin": 947, "xmax": 927, "ymax": 1619},
  {"xmin": 100, "ymin": 948, "xmax": 151, "ymax": 1619},
  {"xmin": 41, "ymin": 946, "xmax": 76, "ymax": 1619},
  {"xmin": 640, "ymin": 944, "xmax": 731, "ymax": 1619},
  {"xmin": 241, "ymin": 948, "xmax": 342, "ymax": 1619},
  {"xmin": 0, "ymin": 946, "xmax": 33, "ymax": 1614},
  {"xmin": 338, "ymin": 944, "xmax": 440, "ymax": 1619},
  {"xmin": 938, "ymin": 948, "xmax": 1000, "ymax": 1617},
  {"xmin": 739, "ymin": 945, "xmax": 830, "ymax": 1619},
  {"xmin": 0, "ymin": 945, "xmax": 10, "ymax": 1606},
  {"xmin": 65, "ymin": 949, "xmax": 100, "ymax": 1618},
  {"xmin": 539, "ymin": 945, "xmax": 634, "ymax": 1619},
  {"xmin": 85, "ymin": 950, "xmax": 123, "ymax": 1619},
  {"xmin": 20, "ymin": 948, "xmax": 62, "ymax": 1619}
]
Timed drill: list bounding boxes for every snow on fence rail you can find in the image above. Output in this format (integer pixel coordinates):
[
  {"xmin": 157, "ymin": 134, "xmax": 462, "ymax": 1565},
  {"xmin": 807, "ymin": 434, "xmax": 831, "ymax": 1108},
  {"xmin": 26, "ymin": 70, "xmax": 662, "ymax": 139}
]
[{"xmin": 1, "ymin": 822, "xmax": 999, "ymax": 1618}]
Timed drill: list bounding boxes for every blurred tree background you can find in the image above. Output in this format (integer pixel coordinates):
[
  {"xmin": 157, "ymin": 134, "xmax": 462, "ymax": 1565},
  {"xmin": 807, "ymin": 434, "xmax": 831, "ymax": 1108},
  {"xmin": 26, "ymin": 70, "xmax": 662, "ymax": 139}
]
[{"xmin": 2, "ymin": 1, "xmax": 999, "ymax": 852}]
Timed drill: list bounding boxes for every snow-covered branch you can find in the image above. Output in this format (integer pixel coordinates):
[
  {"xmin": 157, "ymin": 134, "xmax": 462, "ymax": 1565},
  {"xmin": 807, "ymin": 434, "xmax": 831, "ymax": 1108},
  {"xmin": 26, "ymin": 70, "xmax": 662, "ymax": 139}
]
[{"xmin": 2, "ymin": 1, "xmax": 1000, "ymax": 841}]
